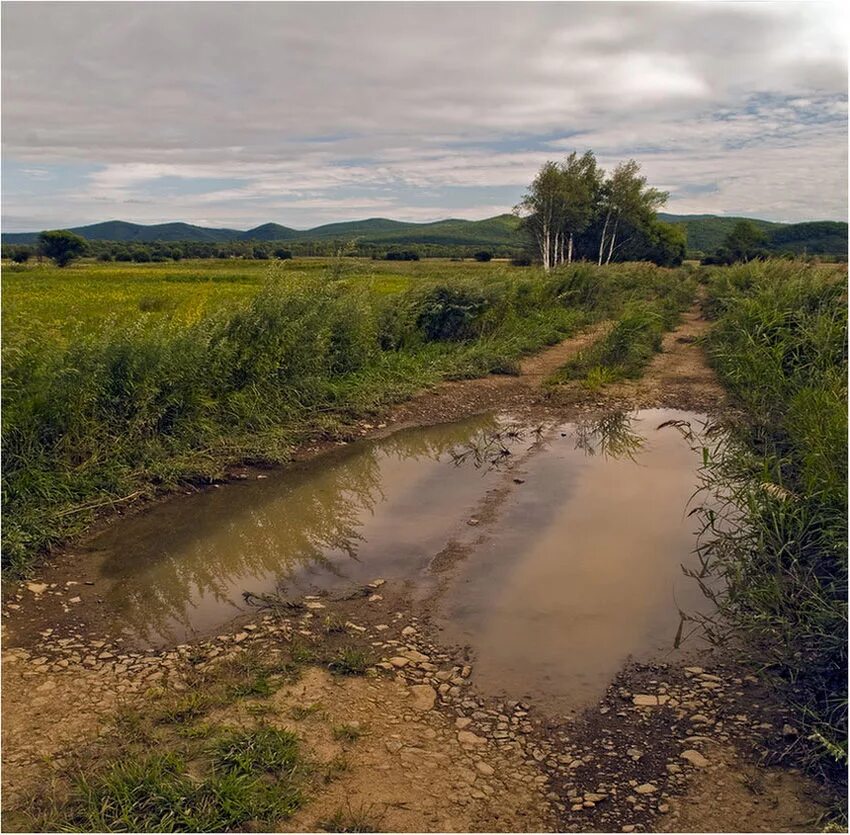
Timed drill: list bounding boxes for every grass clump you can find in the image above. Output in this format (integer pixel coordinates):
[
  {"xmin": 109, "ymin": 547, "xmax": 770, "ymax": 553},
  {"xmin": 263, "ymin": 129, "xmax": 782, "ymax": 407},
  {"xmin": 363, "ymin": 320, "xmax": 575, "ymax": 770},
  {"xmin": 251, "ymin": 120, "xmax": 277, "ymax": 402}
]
[
  {"xmin": 210, "ymin": 726, "xmax": 300, "ymax": 776},
  {"xmin": 54, "ymin": 749, "xmax": 302, "ymax": 832},
  {"xmin": 317, "ymin": 801, "xmax": 384, "ymax": 832},
  {"xmin": 689, "ymin": 260, "xmax": 847, "ymax": 783},
  {"xmin": 327, "ymin": 646, "xmax": 371, "ymax": 676},
  {"xmin": 332, "ymin": 723, "xmax": 363, "ymax": 742}
]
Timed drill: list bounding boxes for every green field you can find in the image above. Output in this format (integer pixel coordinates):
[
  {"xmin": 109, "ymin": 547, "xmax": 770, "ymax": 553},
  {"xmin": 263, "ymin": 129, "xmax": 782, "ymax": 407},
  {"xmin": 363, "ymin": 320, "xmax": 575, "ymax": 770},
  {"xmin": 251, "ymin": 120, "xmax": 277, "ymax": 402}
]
[{"xmin": 2, "ymin": 256, "xmax": 694, "ymax": 572}]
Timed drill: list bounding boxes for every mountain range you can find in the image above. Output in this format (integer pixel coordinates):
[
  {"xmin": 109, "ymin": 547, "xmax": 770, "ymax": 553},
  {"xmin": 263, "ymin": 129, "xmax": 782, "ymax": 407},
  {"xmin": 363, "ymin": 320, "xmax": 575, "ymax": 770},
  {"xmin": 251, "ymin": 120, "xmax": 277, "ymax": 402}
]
[{"xmin": 2, "ymin": 214, "xmax": 847, "ymax": 256}]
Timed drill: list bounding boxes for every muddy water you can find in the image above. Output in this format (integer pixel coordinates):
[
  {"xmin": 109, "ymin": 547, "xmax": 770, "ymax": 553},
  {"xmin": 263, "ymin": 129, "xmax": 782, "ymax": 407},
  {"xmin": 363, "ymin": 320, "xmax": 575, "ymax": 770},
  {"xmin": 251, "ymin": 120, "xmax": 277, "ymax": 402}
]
[
  {"xmin": 436, "ymin": 408, "xmax": 710, "ymax": 709},
  {"xmin": 87, "ymin": 408, "xmax": 709, "ymax": 707},
  {"xmin": 89, "ymin": 415, "xmax": 509, "ymax": 646}
]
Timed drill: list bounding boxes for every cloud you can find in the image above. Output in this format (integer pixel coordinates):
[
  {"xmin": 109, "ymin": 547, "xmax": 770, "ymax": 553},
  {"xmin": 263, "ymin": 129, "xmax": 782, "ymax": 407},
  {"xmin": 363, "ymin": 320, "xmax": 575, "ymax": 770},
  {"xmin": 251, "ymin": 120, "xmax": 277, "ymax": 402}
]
[{"xmin": 1, "ymin": 1, "xmax": 847, "ymax": 229}]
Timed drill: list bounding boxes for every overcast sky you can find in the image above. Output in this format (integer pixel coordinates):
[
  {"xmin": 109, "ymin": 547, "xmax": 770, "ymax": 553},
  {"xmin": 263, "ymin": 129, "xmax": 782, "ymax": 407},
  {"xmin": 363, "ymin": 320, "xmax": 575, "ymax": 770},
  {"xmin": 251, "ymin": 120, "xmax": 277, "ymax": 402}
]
[{"xmin": 2, "ymin": 1, "xmax": 847, "ymax": 231}]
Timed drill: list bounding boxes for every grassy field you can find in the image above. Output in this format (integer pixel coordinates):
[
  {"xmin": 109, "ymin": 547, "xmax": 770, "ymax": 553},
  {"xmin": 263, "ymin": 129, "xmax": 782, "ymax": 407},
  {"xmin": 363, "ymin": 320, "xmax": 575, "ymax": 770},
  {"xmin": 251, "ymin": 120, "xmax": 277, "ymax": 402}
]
[{"xmin": 2, "ymin": 256, "xmax": 693, "ymax": 572}]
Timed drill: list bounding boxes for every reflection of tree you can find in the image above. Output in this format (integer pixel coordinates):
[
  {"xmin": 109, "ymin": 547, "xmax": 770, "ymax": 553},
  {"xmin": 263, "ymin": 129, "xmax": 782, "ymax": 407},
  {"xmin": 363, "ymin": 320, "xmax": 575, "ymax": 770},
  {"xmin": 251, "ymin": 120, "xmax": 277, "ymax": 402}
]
[
  {"xmin": 570, "ymin": 411, "xmax": 644, "ymax": 461},
  {"xmin": 94, "ymin": 415, "xmax": 497, "ymax": 644},
  {"xmin": 449, "ymin": 424, "xmax": 547, "ymax": 471}
]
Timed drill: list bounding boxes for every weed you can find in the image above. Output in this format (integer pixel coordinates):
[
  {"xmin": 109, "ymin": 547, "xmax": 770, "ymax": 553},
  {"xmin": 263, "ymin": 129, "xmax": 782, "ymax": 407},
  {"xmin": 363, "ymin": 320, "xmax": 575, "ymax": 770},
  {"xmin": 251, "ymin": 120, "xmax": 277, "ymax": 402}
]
[
  {"xmin": 210, "ymin": 726, "xmax": 300, "ymax": 777},
  {"xmin": 156, "ymin": 693, "xmax": 214, "ymax": 724},
  {"xmin": 327, "ymin": 646, "xmax": 371, "ymax": 676},
  {"xmin": 317, "ymin": 801, "xmax": 385, "ymax": 832},
  {"xmin": 51, "ymin": 751, "xmax": 302, "ymax": 831},
  {"xmin": 289, "ymin": 702, "xmax": 324, "ymax": 721},
  {"xmin": 684, "ymin": 260, "xmax": 847, "ymax": 783},
  {"xmin": 332, "ymin": 723, "xmax": 363, "ymax": 742}
]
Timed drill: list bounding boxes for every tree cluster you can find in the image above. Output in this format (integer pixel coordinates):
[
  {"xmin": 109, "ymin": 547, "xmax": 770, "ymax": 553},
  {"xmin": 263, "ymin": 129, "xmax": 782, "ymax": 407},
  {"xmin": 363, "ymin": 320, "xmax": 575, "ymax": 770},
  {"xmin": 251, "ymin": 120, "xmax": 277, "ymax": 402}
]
[
  {"xmin": 701, "ymin": 220, "xmax": 768, "ymax": 265},
  {"xmin": 515, "ymin": 152, "xmax": 681, "ymax": 269}
]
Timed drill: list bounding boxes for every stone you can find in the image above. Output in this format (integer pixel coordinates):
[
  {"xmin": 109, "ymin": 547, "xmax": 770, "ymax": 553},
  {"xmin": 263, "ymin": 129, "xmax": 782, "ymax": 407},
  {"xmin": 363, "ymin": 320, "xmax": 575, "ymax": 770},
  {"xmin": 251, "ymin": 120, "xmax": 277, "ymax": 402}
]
[
  {"xmin": 409, "ymin": 684, "xmax": 437, "ymax": 711},
  {"xmin": 26, "ymin": 583, "xmax": 47, "ymax": 595},
  {"xmin": 680, "ymin": 749, "xmax": 709, "ymax": 768},
  {"xmin": 455, "ymin": 717, "xmax": 472, "ymax": 729},
  {"xmin": 457, "ymin": 730, "xmax": 487, "ymax": 746},
  {"xmin": 305, "ymin": 601, "xmax": 326, "ymax": 610},
  {"xmin": 403, "ymin": 649, "xmax": 430, "ymax": 664},
  {"xmin": 385, "ymin": 740, "xmax": 403, "ymax": 753},
  {"xmin": 632, "ymin": 694, "xmax": 668, "ymax": 707},
  {"xmin": 475, "ymin": 761, "xmax": 495, "ymax": 776},
  {"xmin": 635, "ymin": 783, "xmax": 657, "ymax": 794},
  {"xmin": 389, "ymin": 657, "xmax": 409, "ymax": 668},
  {"xmin": 401, "ymin": 626, "xmax": 417, "ymax": 637}
]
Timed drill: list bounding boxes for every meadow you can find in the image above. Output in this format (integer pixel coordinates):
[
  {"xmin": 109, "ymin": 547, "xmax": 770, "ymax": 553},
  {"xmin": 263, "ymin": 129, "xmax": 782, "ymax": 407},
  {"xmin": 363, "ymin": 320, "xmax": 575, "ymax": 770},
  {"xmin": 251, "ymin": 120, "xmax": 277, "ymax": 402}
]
[{"xmin": 2, "ymin": 256, "xmax": 693, "ymax": 572}]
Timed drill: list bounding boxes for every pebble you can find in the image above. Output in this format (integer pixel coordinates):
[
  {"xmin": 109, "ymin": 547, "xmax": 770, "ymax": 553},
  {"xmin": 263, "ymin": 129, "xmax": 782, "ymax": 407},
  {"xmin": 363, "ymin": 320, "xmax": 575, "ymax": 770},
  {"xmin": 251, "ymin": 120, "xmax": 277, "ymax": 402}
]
[{"xmin": 680, "ymin": 749, "xmax": 710, "ymax": 768}]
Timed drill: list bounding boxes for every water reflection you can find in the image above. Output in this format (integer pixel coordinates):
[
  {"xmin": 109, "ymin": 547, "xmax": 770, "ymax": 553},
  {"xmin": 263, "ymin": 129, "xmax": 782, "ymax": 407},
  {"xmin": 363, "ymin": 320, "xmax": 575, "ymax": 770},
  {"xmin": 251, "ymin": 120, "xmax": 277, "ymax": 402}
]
[
  {"xmin": 437, "ymin": 408, "xmax": 712, "ymax": 710},
  {"xmin": 570, "ymin": 411, "xmax": 645, "ymax": 461},
  {"xmin": 93, "ymin": 415, "xmax": 502, "ymax": 645}
]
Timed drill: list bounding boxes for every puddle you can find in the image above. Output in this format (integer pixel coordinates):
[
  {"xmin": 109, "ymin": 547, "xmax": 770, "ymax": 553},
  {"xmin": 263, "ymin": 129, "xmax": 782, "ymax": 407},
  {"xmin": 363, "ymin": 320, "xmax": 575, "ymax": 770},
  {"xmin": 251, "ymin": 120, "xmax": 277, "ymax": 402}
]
[
  {"xmin": 89, "ymin": 414, "xmax": 511, "ymax": 646},
  {"xmin": 85, "ymin": 407, "xmax": 711, "ymax": 708},
  {"xmin": 436, "ymin": 408, "xmax": 711, "ymax": 709}
]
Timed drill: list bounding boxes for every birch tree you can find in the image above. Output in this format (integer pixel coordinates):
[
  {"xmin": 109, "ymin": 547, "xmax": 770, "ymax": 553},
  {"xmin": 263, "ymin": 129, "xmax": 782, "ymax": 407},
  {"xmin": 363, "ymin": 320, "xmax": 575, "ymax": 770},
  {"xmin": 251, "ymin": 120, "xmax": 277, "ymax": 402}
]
[
  {"xmin": 597, "ymin": 160, "xmax": 667, "ymax": 265},
  {"xmin": 560, "ymin": 151, "xmax": 603, "ymax": 265},
  {"xmin": 515, "ymin": 161, "xmax": 563, "ymax": 271}
]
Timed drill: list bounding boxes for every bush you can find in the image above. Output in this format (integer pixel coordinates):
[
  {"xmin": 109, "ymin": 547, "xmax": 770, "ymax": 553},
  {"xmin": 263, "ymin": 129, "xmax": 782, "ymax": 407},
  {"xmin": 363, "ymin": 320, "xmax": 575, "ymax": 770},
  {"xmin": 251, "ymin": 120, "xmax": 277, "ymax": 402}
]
[
  {"xmin": 415, "ymin": 285, "xmax": 490, "ymax": 341},
  {"xmin": 384, "ymin": 250, "xmax": 419, "ymax": 261},
  {"xmin": 473, "ymin": 251, "xmax": 492, "ymax": 262}
]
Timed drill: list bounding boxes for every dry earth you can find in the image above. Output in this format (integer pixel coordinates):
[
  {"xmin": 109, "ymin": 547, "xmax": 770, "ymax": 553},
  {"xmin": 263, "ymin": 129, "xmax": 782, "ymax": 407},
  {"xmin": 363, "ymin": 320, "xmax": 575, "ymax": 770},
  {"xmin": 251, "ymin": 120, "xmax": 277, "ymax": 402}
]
[{"xmin": 1, "ymin": 306, "xmax": 838, "ymax": 832}]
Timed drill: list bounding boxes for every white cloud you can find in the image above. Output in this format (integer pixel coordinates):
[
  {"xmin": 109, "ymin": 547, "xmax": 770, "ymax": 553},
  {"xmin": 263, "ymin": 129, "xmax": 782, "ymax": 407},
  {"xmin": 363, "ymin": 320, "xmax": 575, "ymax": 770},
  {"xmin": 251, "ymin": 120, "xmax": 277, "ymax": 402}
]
[{"xmin": 1, "ymin": 1, "xmax": 847, "ymax": 228}]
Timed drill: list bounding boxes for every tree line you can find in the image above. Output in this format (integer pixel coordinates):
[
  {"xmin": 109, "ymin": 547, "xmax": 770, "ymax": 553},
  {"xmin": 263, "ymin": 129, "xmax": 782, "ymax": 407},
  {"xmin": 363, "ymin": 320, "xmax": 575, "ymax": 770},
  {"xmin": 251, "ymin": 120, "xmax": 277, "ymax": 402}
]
[
  {"xmin": 515, "ymin": 151, "xmax": 684, "ymax": 268},
  {"xmin": 2, "ymin": 235, "xmax": 525, "ymax": 267}
]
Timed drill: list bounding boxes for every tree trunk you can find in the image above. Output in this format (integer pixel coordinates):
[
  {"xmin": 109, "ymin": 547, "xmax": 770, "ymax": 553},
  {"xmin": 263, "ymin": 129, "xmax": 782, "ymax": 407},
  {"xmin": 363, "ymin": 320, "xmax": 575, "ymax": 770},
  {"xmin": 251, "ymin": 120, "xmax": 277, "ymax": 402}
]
[
  {"xmin": 606, "ymin": 213, "xmax": 620, "ymax": 265},
  {"xmin": 598, "ymin": 210, "xmax": 611, "ymax": 266},
  {"xmin": 567, "ymin": 233, "xmax": 574, "ymax": 265}
]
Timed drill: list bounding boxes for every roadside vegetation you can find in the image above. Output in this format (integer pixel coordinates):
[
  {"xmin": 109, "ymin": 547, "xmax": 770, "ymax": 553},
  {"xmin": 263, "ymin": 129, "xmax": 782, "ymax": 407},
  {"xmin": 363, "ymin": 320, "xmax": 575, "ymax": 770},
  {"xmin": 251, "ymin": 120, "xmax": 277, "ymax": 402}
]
[
  {"xmin": 2, "ymin": 257, "xmax": 690, "ymax": 573},
  {"xmin": 689, "ymin": 260, "xmax": 847, "ymax": 782}
]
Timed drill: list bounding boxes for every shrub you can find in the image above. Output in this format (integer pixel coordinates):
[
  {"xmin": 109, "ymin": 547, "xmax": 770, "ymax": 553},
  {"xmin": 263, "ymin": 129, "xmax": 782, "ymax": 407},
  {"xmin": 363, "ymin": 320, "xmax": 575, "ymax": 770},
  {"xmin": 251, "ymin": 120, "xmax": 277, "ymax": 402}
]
[
  {"xmin": 473, "ymin": 250, "xmax": 492, "ymax": 262},
  {"xmin": 415, "ymin": 285, "xmax": 489, "ymax": 342}
]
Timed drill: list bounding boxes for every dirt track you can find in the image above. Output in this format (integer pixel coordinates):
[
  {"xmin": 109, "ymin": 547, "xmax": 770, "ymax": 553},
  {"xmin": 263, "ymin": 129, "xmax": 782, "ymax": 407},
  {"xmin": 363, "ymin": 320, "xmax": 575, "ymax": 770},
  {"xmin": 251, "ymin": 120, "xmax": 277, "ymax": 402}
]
[{"xmin": 1, "ymin": 307, "xmax": 835, "ymax": 832}]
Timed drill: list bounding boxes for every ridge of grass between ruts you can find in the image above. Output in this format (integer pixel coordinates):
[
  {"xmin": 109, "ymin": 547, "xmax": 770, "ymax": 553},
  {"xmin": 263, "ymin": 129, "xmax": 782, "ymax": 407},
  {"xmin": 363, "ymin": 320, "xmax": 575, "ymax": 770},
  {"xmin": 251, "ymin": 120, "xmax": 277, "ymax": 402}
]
[{"xmin": 2, "ymin": 259, "xmax": 694, "ymax": 573}]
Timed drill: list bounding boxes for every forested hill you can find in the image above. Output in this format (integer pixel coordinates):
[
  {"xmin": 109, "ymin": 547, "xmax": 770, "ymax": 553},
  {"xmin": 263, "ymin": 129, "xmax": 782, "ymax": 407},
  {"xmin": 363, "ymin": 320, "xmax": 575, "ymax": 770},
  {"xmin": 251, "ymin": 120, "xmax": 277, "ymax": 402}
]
[
  {"xmin": 1, "ymin": 215, "xmax": 521, "ymax": 247},
  {"xmin": 3, "ymin": 213, "xmax": 846, "ymax": 257}
]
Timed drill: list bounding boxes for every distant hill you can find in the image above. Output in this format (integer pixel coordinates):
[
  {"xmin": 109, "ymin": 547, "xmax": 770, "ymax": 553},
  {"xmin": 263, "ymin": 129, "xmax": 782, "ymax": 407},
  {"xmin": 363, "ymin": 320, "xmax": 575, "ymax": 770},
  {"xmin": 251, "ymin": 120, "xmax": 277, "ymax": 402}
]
[
  {"xmin": 3, "ymin": 213, "xmax": 845, "ymax": 257},
  {"xmin": 1, "ymin": 214, "xmax": 523, "ymax": 248},
  {"xmin": 657, "ymin": 214, "xmax": 782, "ymax": 254}
]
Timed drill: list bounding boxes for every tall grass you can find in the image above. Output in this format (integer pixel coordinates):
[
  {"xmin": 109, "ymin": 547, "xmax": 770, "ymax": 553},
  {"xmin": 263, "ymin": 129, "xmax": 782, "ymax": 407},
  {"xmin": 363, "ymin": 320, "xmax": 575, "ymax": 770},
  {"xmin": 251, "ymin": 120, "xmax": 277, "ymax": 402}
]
[
  {"xmin": 2, "ymin": 260, "xmax": 691, "ymax": 572},
  {"xmin": 691, "ymin": 260, "xmax": 847, "ymax": 780}
]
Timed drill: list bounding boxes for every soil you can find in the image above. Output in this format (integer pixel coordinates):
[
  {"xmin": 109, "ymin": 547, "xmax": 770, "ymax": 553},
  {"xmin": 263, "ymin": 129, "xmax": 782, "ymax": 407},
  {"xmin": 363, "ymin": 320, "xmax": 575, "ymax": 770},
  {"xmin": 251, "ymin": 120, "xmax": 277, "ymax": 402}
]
[{"xmin": 1, "ymin": 306, "xmax": 840, "ymax": 832}]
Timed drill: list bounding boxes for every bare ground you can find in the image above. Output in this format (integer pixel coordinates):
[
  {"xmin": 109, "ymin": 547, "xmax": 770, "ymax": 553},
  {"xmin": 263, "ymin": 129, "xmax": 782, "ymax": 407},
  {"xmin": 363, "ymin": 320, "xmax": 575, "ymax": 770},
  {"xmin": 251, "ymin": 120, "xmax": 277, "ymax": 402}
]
[{"xmin": 1, "ymin": 309, "xmax": 838, "ymax": 832}]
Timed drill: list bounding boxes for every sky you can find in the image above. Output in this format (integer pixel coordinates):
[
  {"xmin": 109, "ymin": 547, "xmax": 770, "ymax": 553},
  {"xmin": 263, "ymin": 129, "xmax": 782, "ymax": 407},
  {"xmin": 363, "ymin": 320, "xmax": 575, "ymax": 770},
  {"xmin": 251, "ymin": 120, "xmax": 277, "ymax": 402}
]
[{"xmin": 2, "ymin": 1, "xmax": 848, "ymax": 232}]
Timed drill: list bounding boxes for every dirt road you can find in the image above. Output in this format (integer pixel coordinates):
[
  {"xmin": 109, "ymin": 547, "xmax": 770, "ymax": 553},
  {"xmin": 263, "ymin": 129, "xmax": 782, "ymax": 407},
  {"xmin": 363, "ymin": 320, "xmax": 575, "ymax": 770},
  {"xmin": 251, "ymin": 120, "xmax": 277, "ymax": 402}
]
[{"xmin": 1, "ymin": 308, "xmax": 834, "ymax": 832}]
